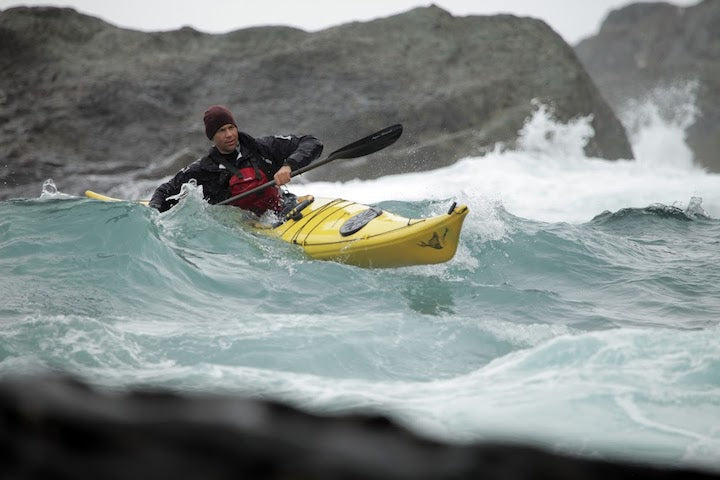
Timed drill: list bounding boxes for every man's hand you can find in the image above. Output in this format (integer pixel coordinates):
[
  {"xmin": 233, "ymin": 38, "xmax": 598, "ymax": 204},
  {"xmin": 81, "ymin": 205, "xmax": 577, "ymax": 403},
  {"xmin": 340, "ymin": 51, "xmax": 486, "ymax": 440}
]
[{"xmin": 274, "ymin": 165, "xmax": 292, "ymax": 185}]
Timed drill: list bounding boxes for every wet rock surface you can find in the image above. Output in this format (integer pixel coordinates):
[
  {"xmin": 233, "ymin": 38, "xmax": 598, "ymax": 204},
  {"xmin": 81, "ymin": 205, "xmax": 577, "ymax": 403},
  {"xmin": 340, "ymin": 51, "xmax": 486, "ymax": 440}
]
[
  {"xmin": 575, "ymin": 0, "xmax": 720, "ymax": 172},
  {"xmin": 1, "ymin": 374, "xmax": 717, "ymax": 480},
  {"xmin": 0, "ymin": 5, "xmax": 632, "ymax": 200}
]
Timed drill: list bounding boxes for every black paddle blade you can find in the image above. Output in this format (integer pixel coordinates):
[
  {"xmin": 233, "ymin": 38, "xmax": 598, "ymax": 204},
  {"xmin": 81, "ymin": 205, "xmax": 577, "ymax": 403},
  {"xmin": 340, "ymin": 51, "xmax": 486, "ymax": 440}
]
[{"xmin": 327, "ymin": 124, "xmax": 403, "ymax": 161}]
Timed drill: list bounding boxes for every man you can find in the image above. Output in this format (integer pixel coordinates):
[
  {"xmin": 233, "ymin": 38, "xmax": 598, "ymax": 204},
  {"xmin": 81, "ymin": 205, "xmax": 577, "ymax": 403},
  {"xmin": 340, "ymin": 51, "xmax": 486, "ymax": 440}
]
[{"xmin": 149, "ymin": 105, "xmax": 323, "ymax": 215}]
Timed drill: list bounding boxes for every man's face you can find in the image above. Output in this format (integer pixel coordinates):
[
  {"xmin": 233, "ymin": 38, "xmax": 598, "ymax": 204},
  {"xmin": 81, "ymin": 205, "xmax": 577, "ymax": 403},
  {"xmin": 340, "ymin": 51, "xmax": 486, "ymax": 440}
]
[{"xmin": 213, "ymin": 124, "xmax": 239, "ymax": 153}]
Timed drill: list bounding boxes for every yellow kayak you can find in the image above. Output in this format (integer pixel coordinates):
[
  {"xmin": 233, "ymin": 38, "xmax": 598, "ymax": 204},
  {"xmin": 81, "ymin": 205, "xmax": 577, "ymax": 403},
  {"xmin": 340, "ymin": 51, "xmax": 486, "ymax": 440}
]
[{"xmin": 84, "ymin": 190, "xmax": 468, "ymax": 268}]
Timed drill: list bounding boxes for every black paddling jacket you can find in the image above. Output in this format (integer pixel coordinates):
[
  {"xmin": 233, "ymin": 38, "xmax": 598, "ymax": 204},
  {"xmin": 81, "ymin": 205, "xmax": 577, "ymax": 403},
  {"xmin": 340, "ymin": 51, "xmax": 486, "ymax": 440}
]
[{"xmin": 149, "ymin": 131, "xmax": 323, "ymax": 212}]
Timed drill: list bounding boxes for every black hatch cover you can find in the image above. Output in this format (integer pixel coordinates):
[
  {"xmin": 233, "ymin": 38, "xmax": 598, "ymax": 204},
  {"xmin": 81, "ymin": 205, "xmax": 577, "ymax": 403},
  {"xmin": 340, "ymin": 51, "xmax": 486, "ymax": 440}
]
[{"xmin": 339, "ymin": 206, "xmax": 382, "ymax": 237}]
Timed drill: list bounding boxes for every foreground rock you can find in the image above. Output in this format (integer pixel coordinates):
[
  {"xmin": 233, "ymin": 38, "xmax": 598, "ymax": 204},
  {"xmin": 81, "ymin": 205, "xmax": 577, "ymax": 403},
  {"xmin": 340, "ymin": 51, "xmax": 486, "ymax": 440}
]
[
  {"xmin": 1, "ymin": 374, "xmax": 717, "ymax": 480},
  {"xmin": 575, "ymin": 0, "xmax": 720, "ymax": 172},
  {"xmin": 0, "ymin": 6, "xmax": 632, "ymax": 200}
]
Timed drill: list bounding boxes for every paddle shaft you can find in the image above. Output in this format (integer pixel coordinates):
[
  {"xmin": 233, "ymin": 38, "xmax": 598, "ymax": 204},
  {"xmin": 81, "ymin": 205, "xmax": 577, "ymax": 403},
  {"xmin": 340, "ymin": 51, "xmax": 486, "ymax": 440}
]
[{"xmin": 217, "ymin": 124, "xmax": 402, "ymax": 206}]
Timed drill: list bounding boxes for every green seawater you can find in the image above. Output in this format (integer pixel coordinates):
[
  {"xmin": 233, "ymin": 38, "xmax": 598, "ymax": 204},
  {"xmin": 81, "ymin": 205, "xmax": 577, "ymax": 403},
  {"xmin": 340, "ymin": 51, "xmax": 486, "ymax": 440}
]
[{"xmin": 1, "ymin": 192, "xmax": 719, "ymax": 471}]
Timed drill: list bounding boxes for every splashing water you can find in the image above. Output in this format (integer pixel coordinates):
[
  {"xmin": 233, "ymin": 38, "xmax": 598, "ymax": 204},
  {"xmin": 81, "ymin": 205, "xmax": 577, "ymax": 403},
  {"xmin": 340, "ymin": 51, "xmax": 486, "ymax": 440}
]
[
  {"xmin": 618, "ymin": 81, "xmax": 699, "ymax": 169},
  {"xmin": 302, "ymin": 92, "xmax": 719, "ymax": 223},
  {"xmin": 3, "ymin": 89, "xmax": 720, "ymax": 472},
  {"xmin": 516, "ymin": 100, "xmax": 595, "ymax": 159}
]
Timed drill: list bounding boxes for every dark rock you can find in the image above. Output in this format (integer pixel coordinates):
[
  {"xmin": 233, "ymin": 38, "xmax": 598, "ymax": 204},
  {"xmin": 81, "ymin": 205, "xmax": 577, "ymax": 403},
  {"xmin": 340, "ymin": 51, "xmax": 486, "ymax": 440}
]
[
  {"xmin": 0, "ymin": 5, "xmax": 632, "ymax": 200},
  {"xmin": 575, "ymin": 0, "xmax": 720, "ymax": 172},
  {"xmin": 1, "ymin": 373, "xmax": 717, "ymax": 480}
]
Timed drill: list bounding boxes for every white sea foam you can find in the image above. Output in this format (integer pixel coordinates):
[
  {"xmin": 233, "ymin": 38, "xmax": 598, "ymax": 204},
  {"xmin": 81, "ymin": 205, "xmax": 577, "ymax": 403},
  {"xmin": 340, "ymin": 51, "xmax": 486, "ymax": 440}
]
[
  {"xmin": 619, "ymin": 81, "xmax": 699, "ymax": 169},
  {"xmin": 299, "ymin": 87, "xmax": 720, "ymax": 224}
]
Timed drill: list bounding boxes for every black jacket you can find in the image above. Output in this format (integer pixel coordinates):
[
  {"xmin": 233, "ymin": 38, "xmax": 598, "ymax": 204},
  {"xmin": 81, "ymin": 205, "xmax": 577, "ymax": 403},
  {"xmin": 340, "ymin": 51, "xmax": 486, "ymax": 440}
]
[{"xmin": 149, "ymin": 131, "xmax": 323, "ymax": 212}]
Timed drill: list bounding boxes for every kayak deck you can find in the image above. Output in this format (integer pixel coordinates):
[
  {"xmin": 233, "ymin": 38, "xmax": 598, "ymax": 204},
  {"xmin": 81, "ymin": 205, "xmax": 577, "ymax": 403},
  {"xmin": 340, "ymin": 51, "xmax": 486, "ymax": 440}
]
[
  {"xmin": 270, "ymin": 197, "xmax": 468, "ymax": 268},
  {"xmin": 84, "ymin": 190, "xmax": 468, "ymax": 268}
]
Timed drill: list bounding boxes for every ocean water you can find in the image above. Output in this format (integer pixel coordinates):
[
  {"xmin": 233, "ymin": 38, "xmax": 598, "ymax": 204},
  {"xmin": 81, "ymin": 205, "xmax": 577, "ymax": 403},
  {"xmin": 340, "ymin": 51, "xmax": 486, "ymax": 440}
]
[{"xmin": 1, "ymin": 92, "xmax": 720, "ymax": 472}]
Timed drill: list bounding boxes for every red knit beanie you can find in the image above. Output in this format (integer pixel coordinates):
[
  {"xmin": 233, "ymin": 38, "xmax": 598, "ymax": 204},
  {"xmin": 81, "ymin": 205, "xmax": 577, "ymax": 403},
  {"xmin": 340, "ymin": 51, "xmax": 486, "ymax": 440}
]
[{"xmin": 203, "ymin": 105, "xmax": 237, "ymax": 139}]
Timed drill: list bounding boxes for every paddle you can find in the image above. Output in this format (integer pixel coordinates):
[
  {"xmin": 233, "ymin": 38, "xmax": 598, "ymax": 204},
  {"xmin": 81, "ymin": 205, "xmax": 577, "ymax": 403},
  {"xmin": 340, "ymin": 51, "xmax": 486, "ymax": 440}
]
[{"xmin": 217, "ymin": 123, "xmax": 403, "ymax": 206}]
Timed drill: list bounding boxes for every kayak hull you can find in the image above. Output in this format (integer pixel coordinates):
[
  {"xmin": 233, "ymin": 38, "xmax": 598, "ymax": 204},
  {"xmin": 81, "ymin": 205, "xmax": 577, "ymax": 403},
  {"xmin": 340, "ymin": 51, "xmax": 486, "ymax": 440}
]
[
  {"xmin": 271, "ymin": 197, "xmax": 468, "ymax": 268},
  {"xmin": 84, "ymin": 191, "xmax": 468, "ymax": 268}
]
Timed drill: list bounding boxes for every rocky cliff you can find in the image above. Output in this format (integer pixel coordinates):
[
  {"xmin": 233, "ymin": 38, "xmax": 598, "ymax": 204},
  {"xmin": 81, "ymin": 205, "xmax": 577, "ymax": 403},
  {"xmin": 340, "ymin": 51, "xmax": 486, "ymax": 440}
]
[
  {"xmin": 575, "ymin": 0, "xmax": 719, "ymax": 172},
  {"xmin": 0, "ymin": 5, "xmax": 633, "ymax": 200}
]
